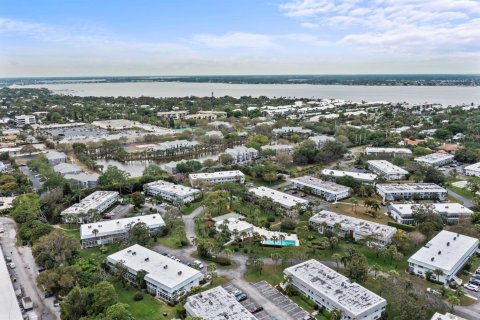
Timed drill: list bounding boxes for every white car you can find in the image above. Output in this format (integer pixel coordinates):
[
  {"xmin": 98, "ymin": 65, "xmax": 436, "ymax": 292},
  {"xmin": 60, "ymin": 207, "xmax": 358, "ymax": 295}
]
[
  {"xmin": 9, "ymin": 262, "xmax": 16, "ymax": 269},
  {"xmin": 0, "ymin": 227, "xmax": 5, "ymax": 233},
  {"xmin": 465, "ymin": 283, "xmax": 479, "ymax": 292}
]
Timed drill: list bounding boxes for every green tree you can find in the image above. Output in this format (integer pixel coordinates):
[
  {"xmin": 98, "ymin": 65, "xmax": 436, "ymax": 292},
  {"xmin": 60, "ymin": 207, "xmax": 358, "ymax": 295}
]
[
  {"xmin": 90, "ymin": 281, "xmax": 118, "ymax": 316},
  {"xmin": 98, "ymin": 166, "xmax": 130, "ymax": 192},
  {"xmin": 102, "ymin": 303, "xmax": 135, "ymax": 320},
  {"xmin": 131, "ymin": 192, "xmax": 145, "ymax": 208},
  {"xmin": 130, "ymin": 222, "xmax": 150, "ymax": 245},
  {"xmin": 32, "ymin": 229, "xmax": 79, "ymax": 269}
]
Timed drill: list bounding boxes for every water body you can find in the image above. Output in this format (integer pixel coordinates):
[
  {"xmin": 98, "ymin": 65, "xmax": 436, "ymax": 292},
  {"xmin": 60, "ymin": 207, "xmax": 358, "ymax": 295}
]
[{"xmin": 12, "ymin": 82, "xmax": 480, "ymax": 106}]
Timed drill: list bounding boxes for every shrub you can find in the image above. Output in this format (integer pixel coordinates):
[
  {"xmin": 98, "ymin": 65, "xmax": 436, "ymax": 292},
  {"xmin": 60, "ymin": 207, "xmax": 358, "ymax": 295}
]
[
  {"xmin": 387, "ymin": 221, "xmax": 415, "ymax": 232},
  {"xmin": 133, "ymin": 292, "xmax": 144, "ymax": 301},
  {"xmin": 267, "ymin": 216, "xmax": 275, "ymax": 222}
]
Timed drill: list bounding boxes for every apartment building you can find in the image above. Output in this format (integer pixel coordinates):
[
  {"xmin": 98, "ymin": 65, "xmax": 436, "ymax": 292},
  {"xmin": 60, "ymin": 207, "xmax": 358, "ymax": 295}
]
[
  {"xmin": 184, "ymin": 113, "xmax": 218, "ymax": 121},
  {"xmin": 309, "ymin": 210, "xmax": 396, "ymax": 247},
  {"xmin": 273, "ymin": 126, "xmax": 312, "ymax": 137},
  {"xmin": 431, "ymin": 313, "xmax": 466, "ymax": 320},
  {"xmin": 64, "ymin": 172, "xmax": 99, "ymax": 189},
  {"xmin": 224, "ymin": 145, "xmax": 258, "ymax": 164},
  {"xmin": 45, "ymin": 150, "xmax": 67, "ymax": 165},
  {"xmin": 291, "ymin": 176, "xmax": 350, "ymax": 202},
  {"xmin": 414, "ymin": 153, "xmax": 454, "ymax": 167},
  {"xmin": 107, "ymin": 244, "xmax": 203, "ymax": 302},
  {"xmin": 249, "ymin": 186, "xmax": 309, "ymax": 210},
  {"xmin": 367, "ymin": 160, "xmax": 408, "ymax": 180},
  {"xmin": 189, "ymin": 170, "xmax": 245, "ymax": 186},
  {"xmin": 156, "ymin": 110, "xmax": 188, "ymax": 120},
  {"xmin": 15, "ymin": 114, "xmax": 36, "ymax": 127},
  {"xmin": 321, "ymin": 169, "xmax": 377, "ymax": 184},
  {"xmin": 0, "ymin": 247, "xmax": 23, "ymax": 319},
  {"xmin": 464, "ymin": 162, "xmax": 480, "ymax": 177},
  {"xmin": 309, "ymin": 135, "xmax": 335, "ymax": 147},
  {"xmin": 364, "ymin": 147, "xmax": 412, "ymax": 157},
  {"xmin": 198, "ymin": 110, "xmax": 227, "ymax": 118},
  {"xmin": 53, "ymin": 163, "xmax": 82, "ymax": 176},
  {"xmin": 260, "ymin": 144, "xmax": 295, "ymax": 154},
  {"xmin": 185, "ymin": 286, "xmax": 258, "ymax": 320},
  {"xmin": 376, "ymin": 183, "xmax": 447, "ymax": 201},
  {"xmin": 389, "ymin": 203, "xmax": 473, "ymax": 225},
  {"xmin": 408, "ymin": 231, "xmax": 479, "ymax": 285},
  {"xmin": 284, "ymin": 260, "xmax": 387, "ymax": 320},
  {"xmin": 80, "ymin": 214, "xmax": 165, "ymax": 248},
  {"xmin": 144, "ymin": 180, "xmax": 201, "ymax": 204},
  {"xmin": 61, "ymin": 191, "xmax": 119, "ymax": 223}
]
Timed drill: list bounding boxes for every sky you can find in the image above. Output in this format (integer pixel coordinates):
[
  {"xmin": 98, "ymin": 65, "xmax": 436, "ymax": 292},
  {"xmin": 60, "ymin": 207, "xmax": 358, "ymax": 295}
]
[{"xmin": 1, "ymin": 0, "xmax": 480, "ymax": 77}]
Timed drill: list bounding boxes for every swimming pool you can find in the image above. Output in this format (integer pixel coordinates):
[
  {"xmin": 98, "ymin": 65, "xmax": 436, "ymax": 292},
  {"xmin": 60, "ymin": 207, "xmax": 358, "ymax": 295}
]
[{"xmin": 262, "ymin": 239, "xmax": 298, "ymax": 246}]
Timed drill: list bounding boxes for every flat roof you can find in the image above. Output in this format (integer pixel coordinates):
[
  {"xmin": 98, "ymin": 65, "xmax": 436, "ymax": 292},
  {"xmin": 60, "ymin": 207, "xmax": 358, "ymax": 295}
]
[
  {"xmin": 45, "ymin": 150, "xmax": 67, "ymax": 160},
  {"xmin": 464, "ymin": 162, "xmax": 480, "ymax": 172},
  {"xmin": 291, "ymin": 176, "xmax": 350, "ymax": 194},
  {"xmin": 365, "ymin": 147, "xmax": 412, "ymax": 154},
  {"xmin": 390, "ymin": 203, "xmax": 473, "ymax": 216},
  {"xmin": 185, "ymin": 286, "xmax": 257, "ymax": 320},
  {"xmin": 260, "ymin": 144, "xmax": 294, "ymax": 151},
  {"xmin": 108, "ymin": 244, "xmax": 203, "ymax": 290},
  {"xmin": 249, "ymin": 186, "xmax": 309, "ymax": 208},
  {"xmin": 0, "ymin": 247, "xmax": 23, "ymax": 320},
  {"xmin": 321, "ymin": 169, "xmax": 377, "ymax": 182},
  {"xmin": 431, "ymin": 312, "xmax": 467, "ymax": 320},
  {"xmin": 80, "ymin": 214, "xmax": 165, "ymax": 240},
  {"xmin": 189, "ymin": 170, "xmax": 245, "ymax": 180},
  {"xmin": 376, "ymin": 183, "xmax": 446, "ymax": 193},
  {"xmin": 61, "ymin": 191, "xmax": 118, "ymax": 216},
  {"xmin": 310, "ymin": 210, "xmax": 396, "ymax": 240},
  {"xmin": 368, "ymin": 160, "xmax": 408, "ymax": 175},
  {"xmin": 414, "ymin": 153, "xmax": 454, "ymax": 163},
  {"xmin": 408, "ymin": 230, "xmax": 479, "ymax": 273},
  {"xmin": 145, "ymin": 180, "xmax": 200, "ymax": 197},
  {"xmin": 285, "ymin": 259, "xmax": 386, "ymax": 316},
  {"xmin": 53, "ymin": 162, "xmax": 81, "ymax": 174}
]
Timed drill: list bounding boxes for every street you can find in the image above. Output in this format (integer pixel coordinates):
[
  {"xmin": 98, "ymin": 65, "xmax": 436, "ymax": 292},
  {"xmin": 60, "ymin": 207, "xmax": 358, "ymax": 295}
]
[
  {"xmin": 0, "ymin": 217, "xmax": 59, "ymax": 320},
  {"xmin": 19, "ymin": 165, "xmax": 43, "ymax": 191}
]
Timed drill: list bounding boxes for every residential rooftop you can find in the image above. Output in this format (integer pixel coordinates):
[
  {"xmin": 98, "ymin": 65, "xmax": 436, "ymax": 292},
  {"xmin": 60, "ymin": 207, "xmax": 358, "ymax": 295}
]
[
  {"xmin": 0, "ymin": 247, "xmax": 23, "ymax": 320},
  {"xmin": 61, "ymin": 191, "xmax": 118, "ymax": 216},
  {"xmin": 389, "ymin": 203, "xmax": 473, "ymax": 216},
  {"xmin": 291, "ymin": 176, "xmax": 350, "ymax": 193},
  {"xmin": 409, "ymin": 230, "xmax": 479, "ymax": 273},
  {"xmin": 376, "ymin": 183, "xmax": 446, "ymax": 193},
  {"xmin": 108, "ymin": 244, "xmax": 203, "ymax": 290},
  {"xmin": 414, "ymin": 153, "xmax": 454, "ymax": 164},
  {"xmin": 321, "ymin": 169, "xmax": 377, "ymax": 182},
  {"xmin": 145, "ymin": 180, "xmax": 200, "ymax": 197},
  {"xmin": 249, "ymin": 186, "xmax": 309, "ymax": 208},
  {"xmin": 189, "ymin": 170, "xmax": 245, "ymax": 180},
  {"xmin": 285, "ymin": 259, "xmax": 386, "ymax": 316},
  {"xmin": 81, "ymin": 214, "xmax": 164, "ymax": 240},
  {"xmin": 368, "ymin": 160, "xmax": 409, "ymax": 175},
  {"xmin": 365, "ymin": 147, "xmax": 412, "ymax": 155}
]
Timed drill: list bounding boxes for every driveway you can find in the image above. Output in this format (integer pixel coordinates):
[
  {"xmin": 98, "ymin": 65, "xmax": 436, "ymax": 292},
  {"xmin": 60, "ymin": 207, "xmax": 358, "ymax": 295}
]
[
  {"xmin": 19, "ymin": 165, "xmax": 43, "ymax": 191},
  {"xmin": 447, "ymin": 188, "xmax": 474, "ymax": 208},
  {"xmin": 0, "ymin": 217, "xmax": 59, "ymax": 320}
]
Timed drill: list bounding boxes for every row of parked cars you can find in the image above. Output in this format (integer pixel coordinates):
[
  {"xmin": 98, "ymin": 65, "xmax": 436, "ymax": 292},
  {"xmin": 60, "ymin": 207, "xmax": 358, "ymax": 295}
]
[
  {"xmin": 231, "ymin": 289, "xmax": 264, "ymax": 314},
  {"xmin": 465, "ymin": 268, "xmax": 480, "ymax": 292}
]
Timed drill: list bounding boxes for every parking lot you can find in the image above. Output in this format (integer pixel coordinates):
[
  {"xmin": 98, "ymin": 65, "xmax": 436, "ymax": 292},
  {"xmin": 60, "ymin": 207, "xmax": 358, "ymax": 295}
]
[
  {"xmin": 252, "ymin": 281, "xmax": 312, "ymax": 320},
  {"xmin": 223, "ymin": 282, "xmax": 272, "ymax": 320}
]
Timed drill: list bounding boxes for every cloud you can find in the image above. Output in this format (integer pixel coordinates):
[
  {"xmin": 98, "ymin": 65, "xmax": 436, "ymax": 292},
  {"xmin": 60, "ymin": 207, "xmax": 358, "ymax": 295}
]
[
  {"xmin": 279, "ymin": 0, "xmax": 480, "ymax": 55},
  {"xmin": 300, "ymin": 22, "xmax": 320, "ymax": 29},
  {"xmin": 192, "ymin": 32, "xmax": 278, "ymax": 49}
]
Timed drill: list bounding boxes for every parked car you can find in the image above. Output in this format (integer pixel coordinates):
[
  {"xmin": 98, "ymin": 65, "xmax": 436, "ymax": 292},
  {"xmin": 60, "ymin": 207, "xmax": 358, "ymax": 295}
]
[
  {"xmin": 469, "ymin": 279, "xmax": 480, "ymax": 286},
  {"xmin": 5, "ymin": 256, "xmax": 12, "ymax": 263},
  {"xmin": 232, "ymin": 289, "xmax": 243, "ymax": 297},
  {"xmin": 0, "ymin": 226, "xmax": 5, "ymax": 233},
  {"xmin": 465, "ymin": 283, "xmax": 479, "ymax": 292},
  {"xmin": 44, "ymin": 292, "xmax": 53, "ymax": 298},
  {"xmin": 247, "ymin": 304, "xmax": 263, "ymax": 313},
  {"xmin": 9, "ymin": 262, "xmax": 16, "ymax": 269},
  {"xmin": 235, "ymin": 293, "xmax": 247, "ymax": 302}
]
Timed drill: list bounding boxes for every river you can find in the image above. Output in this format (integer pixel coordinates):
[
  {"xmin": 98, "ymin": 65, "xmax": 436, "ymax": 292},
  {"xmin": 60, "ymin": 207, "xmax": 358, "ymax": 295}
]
[{"xmin": 10, "ymin": 82, "xmax": 480, "ymax": 106}]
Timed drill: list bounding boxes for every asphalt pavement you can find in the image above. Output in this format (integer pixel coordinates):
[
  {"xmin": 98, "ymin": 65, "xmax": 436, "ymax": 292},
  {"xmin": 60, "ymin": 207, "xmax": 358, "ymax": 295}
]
[
  {"xmin": 19, "ymin": 165, "xmax": 43, "ymax": 191},
  {"xmin": 0, "ymin": 217, "xmax": 59, "ymax": 320}
]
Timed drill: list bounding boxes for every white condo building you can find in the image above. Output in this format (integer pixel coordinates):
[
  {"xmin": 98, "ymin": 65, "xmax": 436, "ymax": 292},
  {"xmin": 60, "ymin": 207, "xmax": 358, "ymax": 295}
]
[
  {"xmin": 189, "ymin": 170, "xmax": 245, "ymax": 186},
  {"xmin": 144, "ymin": 180, "xmax": 200, "ymax": 204},
  {"xmin": 376, "ymin": 183, "xmax": 447, "ymax": 201},
  {"xmin": 367, "ymin": 160, "xmax": 408, "ymax": 180},
  {"xmin": 414, "ymin": 153, "xmax": 454, "ymax": 167},
  {"xmin": 224, "ymin": 145, "xmax": 258, "ymax": 164},
  {"xmin": 284, "ymin": 260, "xmax": 387, "ymax": 320},
  {"xmin": 107, "ymin": 244, "xmax": 203, "ymax": 302},
  {"xmin": 365, "ymin": 147, "xmax": 412, "ymax": 157},
  {"xmin": 80, "ymin": 214, "xmax": 165, "ymax": 248},
  {"xmin": 260, "ymin": 144, "xmax": 295, "ymax": 154},
  {"xmin": 431, "ymin": 313, "xmax": 467, "ymax": 320},
  {"xmin": 185, "ymin": 286, "xmax": 258, "ymax": 320},
  {"xmin": 45, "ymin": 150, "xmax": 67, "ymax": 165},
  {"xmin": 464, "ymin": 162, "xmax": 480, "ymax": 177},
  {"xmin": 321, "ymin": 169, "xmax": 377, "ymax": 184},
  {"xmin": 309, "ymin": 135, "xmax": 335, "ymax": 147},
  {"xmin": 61, "ymin": 191, "xmax": 119, "ymax": 223},
  {"xmin": 15, "ymin": 114, "xmax": 36, "ymax": 127},
  {"xmin": 53, "ymin": 162, "xmax": 83, "ymax": 176},
  {"xmin": 291, "ymin": 176, "xmax": 350, "ymax": 201},
  {"xmin": 309, "ymin": 210, "xmax": 396, "ymax": 247},
  {"xmin": 249, "ymin": 186, "xmax": 309, "ymax": 210},
  {"xmin": 0, "ymin": 247, "xmax": 23, "ymax": 319},
  {"xmin": 389, "ymin": 203, "xmax": 473, "ymax": 225},
  {"xmin": 408, "ymin": 231, "xmax": 479, "ymax": 285},
  {"xmin": 273, "ymin": 126, "xmax": 312, "ymax": 136}
]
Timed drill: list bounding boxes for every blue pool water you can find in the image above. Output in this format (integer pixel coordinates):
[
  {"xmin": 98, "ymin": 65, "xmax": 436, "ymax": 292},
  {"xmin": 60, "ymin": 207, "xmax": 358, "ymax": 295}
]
[{"xmin": 263, "ymin": 239, "xmax": 297, "ymax": 246}]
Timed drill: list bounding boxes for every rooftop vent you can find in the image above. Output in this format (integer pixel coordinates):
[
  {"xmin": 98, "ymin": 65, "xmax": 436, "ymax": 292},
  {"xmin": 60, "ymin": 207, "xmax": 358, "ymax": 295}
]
[
  {"xmin": 127, "ymin": 250, "xmax": 131, "ymax": 253},
  {"xmin": 116, "ymin": 221, "xmax": 120, "ymax": 224},
  {"xmin": 132, "ymin": 252, "xmax": 136, "ymax": 255},
  {"xmin": 88, "ymin": 225, "xmax": 92, "ymax": 228},
  {"xmin": 178, "ymin": 271, "xmax": 182, "ymax": 276},
  {"xmin": 145, "ymin": 258, "xmax": 149, "ymax": 262},
  {"xmin": 447, "ymin": 242, "xmax": 450, "ymax": 246},
  {"xmin": 453, "ymin": 237, "xmax": 456, "ymax": 241},
  {"xmin": 163, "ymin": 265, "xmax": 168, "ymax": 269},
  {"xmin": 431, "ymin": 257, "xmax": 435, "ymax": 262},
  {"xmin": 438, "ymin": 251, "xmax": 441, "ymax": 255}
]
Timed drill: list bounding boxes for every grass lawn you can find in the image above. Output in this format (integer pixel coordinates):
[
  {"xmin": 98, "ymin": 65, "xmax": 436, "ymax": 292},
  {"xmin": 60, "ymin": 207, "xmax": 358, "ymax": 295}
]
[
  {"xmin": 448, "ymin": 184, "xmax": 475, "ymax": 202},
  {"xmin": 157, "ymin": 219, "xmax": 187, "ymax": 248},
  {"xmin": 328, "ymin": 201, "xmax": 392, "ymax": 225},
  {"xmin": 244, "ymin": 264, "xmax": 284, "ymax": 285},
  {"xmin": 113, "ymin": 281, "xmax": 180, "ymax": 320},
  {"xmin": 180, "ymin": 201, "xmax": 203, "ymax": 215}
]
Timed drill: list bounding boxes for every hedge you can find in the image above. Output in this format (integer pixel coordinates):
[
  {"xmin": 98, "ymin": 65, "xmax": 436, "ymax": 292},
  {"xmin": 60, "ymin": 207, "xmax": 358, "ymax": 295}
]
[{"xmin": 387, "ymin": 221, "xmax": 416, "ymax": 232}]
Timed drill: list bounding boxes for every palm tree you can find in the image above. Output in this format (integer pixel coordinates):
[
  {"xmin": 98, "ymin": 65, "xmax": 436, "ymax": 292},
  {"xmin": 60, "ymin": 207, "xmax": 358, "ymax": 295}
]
[
  {"xmin": 271, "ymin": 235, "xmax": 279, "ymax": 246},
  {"xmin": 330, "ymin": 309, "xmax": 343, "ymax": 320},
  {"xmin": 433, "ymin": 268, "xmax": 444, "ymax": 282},
  {"xmin": 332, "ymin": 253, "xmax": 342, "ymax": 271},
  {"xmin": 279, "ymin": 234, "xmax": 286, "ymax": 245},
  {"xmin": 329, "ymin": 236, "xmax": 338, "ymax": 251},
  {"xmin": 271, "ymin": 253, "xmax": 281, "ymax": 269},
  {"xmin": 447, "ymin": 294, "xmax": 460, "ymax": 312}
]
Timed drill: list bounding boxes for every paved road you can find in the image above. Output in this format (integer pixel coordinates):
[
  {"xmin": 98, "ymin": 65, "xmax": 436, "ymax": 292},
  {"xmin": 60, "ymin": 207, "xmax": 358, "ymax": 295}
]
[
  {"xmin": 447, "ymin": 188, "xmax": 474, "ymax": 208},
  {"xmin": 0, "ymin": 217, "xmax": 59, "ymax": 320},
  {"xmin": 19, "ymin": 165, "xmax": 43, "ymax": 191}
]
